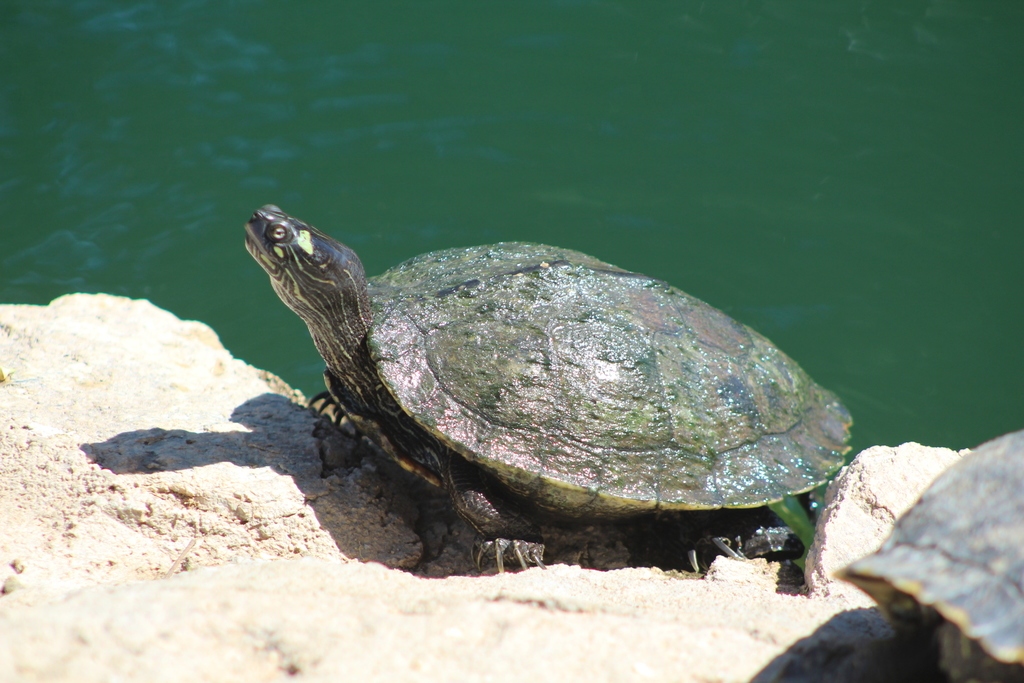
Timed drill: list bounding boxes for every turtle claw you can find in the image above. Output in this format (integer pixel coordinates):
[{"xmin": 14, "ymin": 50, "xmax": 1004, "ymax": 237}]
[
  {"xmin": 688, "ymin": 549, "xmax": 701, "ymax": 573},
  {"xmin": 711, "ymin": 536, "xmax": 747, "ymax": 559},
  {"xmin": 473, "ymin": 539, "xmax": 546, "ymax": 573},
  {"xmin": 309, "ymin": 391, "xmax": 345, "ymax": 426}
]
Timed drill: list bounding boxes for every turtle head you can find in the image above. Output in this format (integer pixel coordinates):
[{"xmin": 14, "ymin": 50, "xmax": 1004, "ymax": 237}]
[{"xmin": 245, "ymin": 205, "xmax": 372, "ymax": 360}]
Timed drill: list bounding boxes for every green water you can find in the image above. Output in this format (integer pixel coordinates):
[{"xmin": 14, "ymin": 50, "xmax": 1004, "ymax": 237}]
[{"xmin": 2, "ymin": 1, "xmax": 1022, "ymax": 455}]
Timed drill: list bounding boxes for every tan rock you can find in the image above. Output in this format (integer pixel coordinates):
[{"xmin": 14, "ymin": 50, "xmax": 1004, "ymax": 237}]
[
  {"xmin": 804, "ymin": 442, "xmax": 963, "ymax": 602},
  {"xmin": 0, "ymin": 559, "xmax": 855, "ymax": 683},
  {"xmin": 0, "ymin": 294, "xmax": 422, "ymax": 608},
  {"xmin": 2, "ymin": 293, "xmax": 965, "ymax": 682}
]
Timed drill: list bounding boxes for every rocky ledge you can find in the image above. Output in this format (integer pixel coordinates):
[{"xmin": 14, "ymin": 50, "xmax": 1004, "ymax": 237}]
[{"xmin": 0, "ymin": 294, "xmax": 963, "ymax": 682}]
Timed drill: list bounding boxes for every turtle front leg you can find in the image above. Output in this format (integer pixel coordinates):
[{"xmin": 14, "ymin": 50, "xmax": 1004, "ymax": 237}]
[
  {"xmin": 473, "ymin": 539, "xmax": 546, "ymax": 573},
  {"xmin": 442, "ymin": 453, "xmax": 546, "ymax": 572}
]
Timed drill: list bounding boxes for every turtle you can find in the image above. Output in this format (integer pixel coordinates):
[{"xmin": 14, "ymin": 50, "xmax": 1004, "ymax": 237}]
[
  {"xmin": 836, "ymin": 429, "xmax": 1024, "ymax": 683},
  {"xmin": 244, "ymin": 205, "xmax": 852, "ymax": 571}
]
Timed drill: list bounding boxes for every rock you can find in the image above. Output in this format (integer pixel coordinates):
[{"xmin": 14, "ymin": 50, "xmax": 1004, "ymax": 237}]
[
  {"xmin": 706, "ymin": 556, "xmax": 790, "ymax": 591},
  {"xmin": 0, "ymin": 559, "xmax": 853, "ymax": 683},
  {"xmin": 0, "ymin": 293, "xmax": 965, "ymax": 682},
  {"xmin": 804, "ymin": 443, "xmax": 963, "ymax": 602},
  {"xmin": 0, "ymin": 294, "xmax": 422, "ymax": 607}
]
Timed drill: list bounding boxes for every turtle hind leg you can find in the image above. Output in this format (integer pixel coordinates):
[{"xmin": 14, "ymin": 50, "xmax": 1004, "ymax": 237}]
[
  {"xmin": 442, "ymin": 453, "xmax": 545, "ymax": 572},
  {"xmin": 625, "ymin": 508, "xmax": 804, "ymax": 572}
]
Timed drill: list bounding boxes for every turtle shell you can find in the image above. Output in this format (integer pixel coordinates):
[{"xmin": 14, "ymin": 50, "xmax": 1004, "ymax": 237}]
[
  {"xmin": 366, "ymin": 242, "xmax": 850, "ymax": 518},
  {"xmin": 840, "ymin": 429, "xmax": 1024, "ymax": 673}
]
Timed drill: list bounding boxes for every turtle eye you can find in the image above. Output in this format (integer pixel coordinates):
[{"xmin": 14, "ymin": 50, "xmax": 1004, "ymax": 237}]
[{"xmin": 268, "ymin": 223, "xmax": 289, "ymax": 242}]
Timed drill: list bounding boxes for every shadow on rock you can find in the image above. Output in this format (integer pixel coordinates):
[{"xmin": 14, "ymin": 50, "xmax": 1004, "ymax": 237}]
[
  {"xmin": 80, "ymin": 393, "xmax": 436, "ymax": 571},
  {"xmin": 83, "ymin": 394, "xmax": 320, "ymax": 477},
  {"xmin": 78, "ymin": 394, "xmax": 814, "ymax": 579},
  {"xmin": 750, "ymin": 607, "xmax": 928, "ymax": 683}
]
